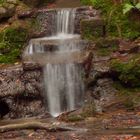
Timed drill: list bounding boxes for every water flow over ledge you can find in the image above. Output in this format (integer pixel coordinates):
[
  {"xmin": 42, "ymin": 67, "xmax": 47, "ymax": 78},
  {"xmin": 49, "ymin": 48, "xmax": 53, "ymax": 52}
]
[{"xmin": 24, "ymin": 8, "xmax": 85, "ymax": 117}]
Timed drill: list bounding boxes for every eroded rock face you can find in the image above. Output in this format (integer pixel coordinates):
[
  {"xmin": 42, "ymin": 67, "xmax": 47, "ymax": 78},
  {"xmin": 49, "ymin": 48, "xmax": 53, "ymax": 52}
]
[
  {"xmin": 84, "ymin": 40, "xmax": 119, "ymax": 113},
  {"xmin": 88, "ymin": 78, "xmax": 117, "ymax": 113},
  {"xmin": 0, "ymin": 63, "xmax": 43, "ymax": 98},
  {"xmin": 87, "ymin": 78, "xmax": 117, "ymax": 113},
  {"xmin": 4, "ymin": 98, "xmax": 48, "ymax": 119},
  {"xmin": 0, "ymin": 62, "xmax": 46, "ymax": 119}
]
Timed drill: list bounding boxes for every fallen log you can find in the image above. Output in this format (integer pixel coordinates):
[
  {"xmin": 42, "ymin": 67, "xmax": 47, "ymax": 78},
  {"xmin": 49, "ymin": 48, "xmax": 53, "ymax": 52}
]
[
  {"xmin": 0, "ymin": 120, "xmax": 75, "ymax": 133},
  {"xmin": 0, "ymin": 118, "xmax": 51, "ymax": 125}
]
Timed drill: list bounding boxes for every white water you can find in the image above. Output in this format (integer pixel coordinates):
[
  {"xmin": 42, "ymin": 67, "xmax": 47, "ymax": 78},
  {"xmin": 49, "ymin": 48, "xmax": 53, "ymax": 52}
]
[
  {"xmin": 25, "ymin": 9, "xmax": 85, "ymax": 117},
  {"xmin": 44, "ymin": 63, "xmax": 84, "ymax": 117},
  {"xmin": 56, "ymin": 9, "xmax": 76, "ymax": 35}
]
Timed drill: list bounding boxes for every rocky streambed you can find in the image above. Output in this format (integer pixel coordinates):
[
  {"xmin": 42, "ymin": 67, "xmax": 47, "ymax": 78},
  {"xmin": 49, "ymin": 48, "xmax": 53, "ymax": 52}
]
[{"xmin": 0, "ymin": 110, "xmax": 140, "ymax": 140}]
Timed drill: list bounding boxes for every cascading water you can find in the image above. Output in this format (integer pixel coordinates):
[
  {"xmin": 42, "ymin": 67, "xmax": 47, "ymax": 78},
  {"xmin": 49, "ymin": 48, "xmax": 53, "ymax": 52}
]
[
  {"xmin": 56, "ymin": 9, "xmax": 76, "ymax": 35},
  {"xmin": 25, "ymin": 9, "xmax": 85, "ymax": 117}
]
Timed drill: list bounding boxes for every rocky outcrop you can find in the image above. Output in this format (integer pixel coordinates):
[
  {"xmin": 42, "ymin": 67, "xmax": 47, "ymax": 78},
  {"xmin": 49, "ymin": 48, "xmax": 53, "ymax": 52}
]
[
  {"xmin": 35, "ymin": 9, "xmax": 57, "ymax": 36},
  {"xmin": 84, "ymin": 38, "xmax": 140, "ymax": 114},
  {"xmin": 75, "ymin": 7, "xmax": 101, "ymax": 34},
  {"xmin": 0, "ymin": 62, "xmax": 43, "ymax": 98},
  {"xmin": 0, "ymin": 62, "xmax": 46, "ymax": 119},
  {"xmin": 91, "ymin": 78, "xmax": 117, "ymax": 113}
]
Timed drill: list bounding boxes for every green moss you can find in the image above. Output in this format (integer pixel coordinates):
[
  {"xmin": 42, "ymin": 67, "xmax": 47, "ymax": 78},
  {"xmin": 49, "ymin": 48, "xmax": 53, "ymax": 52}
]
[
  {"xmin": 30, "ymin": 18, "xmax": 41, "ymax": 31},
  {"xmin": 95, "ymin": 38, "xmax": 119, "ymax": 56},
  {"xmin": 0, "ymin": 27, "xmax": 28, "ymax": 63},
  {"xmin": 125, "ymin": 95, "xmax": 140, "ymax": 110},
  {"xmin": 113, "ymin": 82, "xmax": 140, "ymax": 110},
  {"xmin": 67, "ymin": 102, "xmax": 96, "ymax": 122},
  {"xmin": 124, "ymin": 98, "xmax": 135, "ymax": 110},
  {"xmin": 81, "ymin": 102, "xmax": 96, "ymax": 117},
  {"xmin": 67, "ymin": 115, "xmax": 84, "ymax": 122},
  {"xmin": 80, "ymin": 0, "xmax": 140, "ymax": 40},
  {"xmin": 97, "ymin": 47, "xmax": 111, "ymax": 56},
  {"xmin": 0, "ymin": 0, "xmax": 6, "ymax": 4},
  {"xmin": 111, "ymin": 57, "xmax": 140, "ymax": 87},
  {"xmin": 81, "ymin": 19, "xmax": 105, "ymax": 40}
]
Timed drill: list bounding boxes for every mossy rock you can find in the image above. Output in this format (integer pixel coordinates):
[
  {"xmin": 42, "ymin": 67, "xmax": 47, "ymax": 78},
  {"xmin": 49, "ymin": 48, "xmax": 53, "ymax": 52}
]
[
  {"xmin": 94, "ymin": 38, "xmax": 119, "ymax": 56},
  {"xmin": 80, "ymin": 18, "xmax": 105, "ymax": 40},
  {"xmin": 110, "ymin": 57, "xmax": 140, "ymax": 87},
  {"xmin": 95, "ymin": 38, "xmax": 119, "ymax": 48},
  {"xmin": 67, "ymin": 114, "xmax": 84, "ymax": 122},
  {"xmin": 81, "ymin": 102, "xmax": 96, "ymax": 117},
  {"xmin": 113, "ymin": 81, "xmax": 140, "ymax": 110},
  {"xmin": 0, "ymin": 26, "xmax": 28, "ymax": 63}
]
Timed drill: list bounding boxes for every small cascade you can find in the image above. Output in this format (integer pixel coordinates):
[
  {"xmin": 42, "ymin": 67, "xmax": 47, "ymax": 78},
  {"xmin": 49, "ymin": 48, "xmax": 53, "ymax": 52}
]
[
  {"xmin": 43, "ymin": 63, "xmax": 84, "ymax": 117},
  {"xmin": 56, "ymin": 9, "xmax": 76, "ymax": 35},
  {"xmin": 24, "ymin": 8, "xmax": 85, "ymax": 117}
]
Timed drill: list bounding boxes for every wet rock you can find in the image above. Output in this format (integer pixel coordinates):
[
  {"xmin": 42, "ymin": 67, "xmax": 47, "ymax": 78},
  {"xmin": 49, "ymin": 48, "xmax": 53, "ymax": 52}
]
[
  {"xmin": 86, "ymin": 54, "xmax": 110, "ymax": 88},
  {"xmin": 32, "ymin": 7, "xmax": 100, "ymax": 36},
  {"xmin": 90, "ymin": 78, "xmax": 118, "ymax": 113},
  {"xmin": 0, "ymin": 63, "xmax": 43, "ymax": 98},
  {"xmin": 5, "ymin": 98, "xmax": 46, "ymax": 119},
  {"xmin": 35, "ymin": 9, "xmax": 57, "ymax": 36},
  {"xmin": 23, "ymin": 62, "xmax": 42, "ymax": 70},
  {"xmin": 29, "ymin": 31, "xmax": 46, "ymax": 39},
  {"xmin": 0, "ymin": 66, "xmax": 24, "ymax": 98}
]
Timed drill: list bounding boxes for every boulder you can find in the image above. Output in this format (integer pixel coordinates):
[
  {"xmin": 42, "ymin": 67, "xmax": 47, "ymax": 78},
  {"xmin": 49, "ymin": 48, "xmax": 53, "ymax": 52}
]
[
  {"xmin": 91, "ymin": 78, "xmax": 117, "ymax": 113},
  {"xmin": 0, "ymin": 3, "xmax": 16, "ymax": 20},
  {"xmin": 0, "ymin": 63, "xmax": 43, "ymax": 98},
  {"xmin": 0, "ymin": 63, "xmax": 45, "ymax": 119}
]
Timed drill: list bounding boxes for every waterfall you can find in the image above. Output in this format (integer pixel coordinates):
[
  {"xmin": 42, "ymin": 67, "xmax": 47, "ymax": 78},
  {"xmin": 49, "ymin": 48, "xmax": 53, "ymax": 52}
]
[
  {"xmin": 43, "ymin": 64, "xmax": 84, "ymax": 117},
  {"xmin": 56, "ymin": 9, "xmax": 76, "ymax": 35},
  {"xmin": 25, "ymin": 9, "xmax": 85, "ymax": 117}
]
